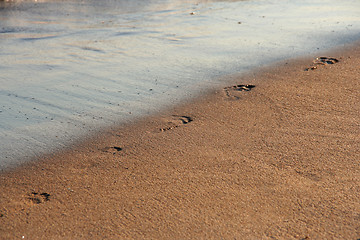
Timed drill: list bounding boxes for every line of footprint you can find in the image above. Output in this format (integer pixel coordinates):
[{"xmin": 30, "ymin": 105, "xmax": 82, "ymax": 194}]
[{"xmin": 22, "ymin": 56, "xmax": 339, "ymax": 206}]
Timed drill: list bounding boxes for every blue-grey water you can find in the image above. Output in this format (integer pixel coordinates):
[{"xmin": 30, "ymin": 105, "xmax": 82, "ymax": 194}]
[{"xmin": 1, "ymin": 0, "xmax": 360, "ymax": 170}]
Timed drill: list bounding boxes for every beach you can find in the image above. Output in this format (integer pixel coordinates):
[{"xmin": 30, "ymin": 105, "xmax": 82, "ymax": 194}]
[
  {"xmin": 0, "ymin": 42, "xmax": 359, "ymax": 239},
  {"xmin": 1, "ymin": 0, "xmax": 360, "ymax": 167}
]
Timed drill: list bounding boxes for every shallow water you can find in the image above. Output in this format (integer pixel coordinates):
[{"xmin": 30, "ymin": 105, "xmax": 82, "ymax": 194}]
[{"xmin": 1, "ymin": 0, "xmax": 360, "ymax": 169}]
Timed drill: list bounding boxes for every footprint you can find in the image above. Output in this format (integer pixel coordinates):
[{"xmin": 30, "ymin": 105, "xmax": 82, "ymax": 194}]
[
  {"xmin": 313, "ymin": 57, "xmax": 339, "ymax": 65},
  {"xmin": 159, "ymin": 115, "xmax": 193, "ymax": 132},
  {"xmin": 295, "ymin": 170, "xmax": 322, "ymax": 182},
  {"xmin": 28, "ymin": 192, "xmax": 50, "ymax": 204},
  {"xmin": 223, "ymin": 84, "xmax": 256, "ymax": 99},
  {"xmin": 304, "ymin": 66, "xmax": 318, "ymax": 71},
  {"xmin": 304, "ymin": 57, "xmax": 339, "ymax": 71},
  {"xmin": 101, "ymin": 146, "xmax": 123, "ymax": 154}
]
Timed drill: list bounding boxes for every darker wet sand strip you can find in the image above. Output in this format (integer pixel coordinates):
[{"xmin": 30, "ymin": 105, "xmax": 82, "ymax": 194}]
[{"xmin": 0, "ymin": 43, "xmax": 360, "ymax": 239}]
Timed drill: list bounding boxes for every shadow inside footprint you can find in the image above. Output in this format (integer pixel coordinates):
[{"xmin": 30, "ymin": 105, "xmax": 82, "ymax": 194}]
[
  {"xmin": 101, "ymin": 146, "xmax": 123, "ymax": 154},
  {"xmin": 177, "ymin": 116, "xmax": 193, "ymax": 124},
  {"xmin": 313, "ymin": 57, "xmax": 339, "ymax": 65},
  {"xmin": 295, "ymin": 170, "xmax": 322, "ymax": 182},
  {"xmin": 160, "ymin": 115, "xmax": 193, "ymax": 132},
  {"xmin": 223, "ymin": 84, "xmax": 255, "ymax": 99},
  {"xmin": 28, "ymin": 192, "xmax": 50, "ymax": 204},
  {"xmin": 305, "ymin": 57, "xmax": 339, "ymax": 71}
]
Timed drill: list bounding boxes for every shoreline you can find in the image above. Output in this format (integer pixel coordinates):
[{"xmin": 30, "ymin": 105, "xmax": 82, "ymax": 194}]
[
  {"xmin": 1, "ymin": 0, "xmax": 360, "ymax": 171},
  {"xmin": 1, "ymin": 42, "xmax": 359, "ymax": 239}
]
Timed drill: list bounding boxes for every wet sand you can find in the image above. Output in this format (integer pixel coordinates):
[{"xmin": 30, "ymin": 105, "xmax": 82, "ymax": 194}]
[{"xmin": 0, "ymin": 42, "xmax": 359, "ymax": 239}]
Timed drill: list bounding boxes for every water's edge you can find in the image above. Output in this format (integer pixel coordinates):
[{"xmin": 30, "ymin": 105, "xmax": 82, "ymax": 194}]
[{"xmin": 1, "ymin": 0, "xmax": 360, "ymax": 170}]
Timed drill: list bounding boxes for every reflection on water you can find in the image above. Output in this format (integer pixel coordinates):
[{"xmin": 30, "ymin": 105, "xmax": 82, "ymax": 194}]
[{"xmin": 0, "ymin": 0, "xmax": 359, "ymax": 169}]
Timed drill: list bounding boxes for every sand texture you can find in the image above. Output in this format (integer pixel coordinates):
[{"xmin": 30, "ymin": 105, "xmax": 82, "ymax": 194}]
[{"xmin": 0, "ymin": 43, "xmax": 359, "ymax": 239}]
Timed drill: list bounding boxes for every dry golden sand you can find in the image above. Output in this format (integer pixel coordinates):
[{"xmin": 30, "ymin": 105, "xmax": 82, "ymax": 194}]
[{"xmin": 1, "ymin": 43, "xmax": 360, "ymax": 239}]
